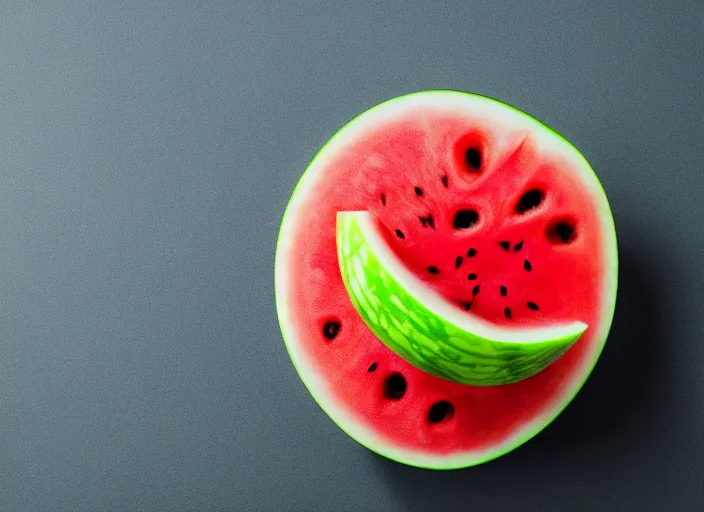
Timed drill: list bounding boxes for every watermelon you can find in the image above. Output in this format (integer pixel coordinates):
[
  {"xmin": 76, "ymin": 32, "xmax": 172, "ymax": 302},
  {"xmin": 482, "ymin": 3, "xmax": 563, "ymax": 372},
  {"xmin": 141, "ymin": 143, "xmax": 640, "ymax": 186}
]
[
  {"xmin": 337, "ymin": 210, "xmax": 588, "ymax": 386},
  {"xmin": 275, "ymin": 91, "xmax": 618, "ymax": 469}
]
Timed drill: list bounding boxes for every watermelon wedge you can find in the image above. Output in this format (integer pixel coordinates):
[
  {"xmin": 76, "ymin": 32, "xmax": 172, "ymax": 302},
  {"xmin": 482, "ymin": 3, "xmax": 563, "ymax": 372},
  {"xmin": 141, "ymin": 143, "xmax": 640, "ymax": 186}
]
[
  {"xmin": 275, "ymin": 91, "xmax": 618, "ymax": 469},
  {"xmin": 337, "ymin": 210, "xmax": 587, "ymax": 386}
]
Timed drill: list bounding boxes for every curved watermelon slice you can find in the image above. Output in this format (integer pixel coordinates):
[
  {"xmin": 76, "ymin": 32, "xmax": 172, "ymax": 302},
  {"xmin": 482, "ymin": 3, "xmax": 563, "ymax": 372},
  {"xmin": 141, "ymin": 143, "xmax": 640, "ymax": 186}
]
[
  {"xmin": 337, "ymin": 210, "xmax": 587, "ymax": 386},
  {"xmin": 275, "ymin": 91, "xmax": 618, "ymax": 469}
]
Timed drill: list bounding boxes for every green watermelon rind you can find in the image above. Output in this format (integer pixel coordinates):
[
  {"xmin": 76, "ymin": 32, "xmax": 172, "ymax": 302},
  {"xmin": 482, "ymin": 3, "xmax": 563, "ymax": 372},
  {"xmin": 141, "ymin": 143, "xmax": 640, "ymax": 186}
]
[
  {"xmin": 275, "ymin": 90, "xmax": 618, "ymax": 470},
  {"xmin": 337, "ymin": 210, "xmax": 586, "ymax": 386}
]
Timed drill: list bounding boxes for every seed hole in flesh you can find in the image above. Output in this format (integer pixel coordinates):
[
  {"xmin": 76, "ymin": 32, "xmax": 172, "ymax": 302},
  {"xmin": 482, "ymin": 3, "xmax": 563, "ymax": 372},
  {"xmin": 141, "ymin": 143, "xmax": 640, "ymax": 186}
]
[
  {"xmin": 524, "ymin": 259, "xmax": 532, "ymax": 272},
  {"xmin": 455, "ymin": 256, "xmax": 463, "ymax": 269},
  {"xmin": 504, "ymin": 307, "xmax": 512, "ymax": 319},
  {"xmin": 323, "ymin": 320, "xmax": 341, "ymax": 341},
  {"xmin": 453, "ymin": 210, "xmax": 479, "ymax": 230},
  {"xmin": 428, "ymin": 401, "xmax": 455, "ymax": 424},
  {"xmin": 547, "ymin": 219, "xmax": 577, "ymax": 244},
  {"xmin": 367, "ymin": 362, "xmax": 378, "ymax": 372},
  {"xmin": 467, "ymin": 248, "xmax": 477, "ymax": 257},
  {"xmin": 419, "ymin": 215, "xmax": 435, "ymax": 229},
  {"xmin": 514, "ymin": 241, "xmax": 523, "ymax": 252},
  {"xmin": 527, "ymin": 302, "xmax": 539, "ymax": 311},
  {"xmin": 468, "ymin": 273, "xmax": 477, "ymax": 281},
  {"xmin": 414, "ymin": 186, "xmax": 423, "ymax": 197},
  {"xmin": 499, "ymin": 241, "xmax": 510, "ymax": 251},
  {"xmin": 428, "ymin": 266, "xmax": 439, "ymax": 275},
  {"xmin": 380, "ymin": 193, "xmax": 386, "ymax": 206},
  {"xmin": 395, "ymin": 229, "xmax": 405, "ymax": 239},
  {"xmin": 500, "ymin": 285, "xmax": 507, "ymax": 297},
  {"xmin": 441, "ymin": 175, "xmax": 449, "ymax": 188},
  {"xmin": 515, "ymin": 189, "xmax": 544, "ymax": 214},
  {"xmin": 465, "ymin": 148, "xmax": 481, "ymax": 171},
  {"xmin": 463, "ymin": 302, "xmax": 472, "ymax": 311},
  {"xmin": 472, "ymin": 285, "xmax": 480, "ymax": 296},
  {"xmin": 384, "ymin": 373, "xmax": 407, "ymax": 400}
]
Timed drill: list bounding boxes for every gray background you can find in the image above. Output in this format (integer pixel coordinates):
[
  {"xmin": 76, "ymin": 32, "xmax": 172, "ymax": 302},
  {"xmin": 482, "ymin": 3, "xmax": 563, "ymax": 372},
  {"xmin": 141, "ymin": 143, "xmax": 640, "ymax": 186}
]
[{"xmin": 0, "ymin": 1, "xmax": 702, "ymax": 511}]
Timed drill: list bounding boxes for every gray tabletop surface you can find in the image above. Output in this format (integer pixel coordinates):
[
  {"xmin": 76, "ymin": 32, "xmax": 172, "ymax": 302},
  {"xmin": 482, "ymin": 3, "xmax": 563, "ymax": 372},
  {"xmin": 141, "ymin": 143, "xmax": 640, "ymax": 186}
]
[{"xmin": 1, "ymin": 1, "xmax": 702, "ymax": 511}]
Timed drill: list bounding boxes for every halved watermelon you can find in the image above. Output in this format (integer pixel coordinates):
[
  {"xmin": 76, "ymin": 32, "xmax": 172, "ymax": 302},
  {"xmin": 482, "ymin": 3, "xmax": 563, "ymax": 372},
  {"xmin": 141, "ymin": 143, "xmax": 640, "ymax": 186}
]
[{"xmin": 275, "ymin": 91, "xmax": 618, "ymax": 469}]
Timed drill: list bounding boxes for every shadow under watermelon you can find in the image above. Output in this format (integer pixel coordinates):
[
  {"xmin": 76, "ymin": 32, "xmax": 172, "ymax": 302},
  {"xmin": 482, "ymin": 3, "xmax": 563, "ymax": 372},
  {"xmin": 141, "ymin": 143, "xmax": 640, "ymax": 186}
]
[
  {"xmin": 370, "ymin": 245, "xmax": 668, "ymax": 507},
  {"xmin": 524, "ymin": 245, "xmax": 668, "ymax": 455}
]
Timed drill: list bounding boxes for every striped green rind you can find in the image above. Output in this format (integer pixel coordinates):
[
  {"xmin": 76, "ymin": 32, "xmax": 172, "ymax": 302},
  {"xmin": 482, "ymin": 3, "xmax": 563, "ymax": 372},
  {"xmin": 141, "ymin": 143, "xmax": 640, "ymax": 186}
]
[{"xmin": 337, "ymin": 211, "xmax": 587, "ymax": 386}]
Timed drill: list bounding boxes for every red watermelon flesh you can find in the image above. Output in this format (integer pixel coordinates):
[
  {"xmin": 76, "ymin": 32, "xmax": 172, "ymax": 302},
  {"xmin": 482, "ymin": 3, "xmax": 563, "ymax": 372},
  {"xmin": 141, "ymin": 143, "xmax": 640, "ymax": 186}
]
[{"xmin": 276, "ymin": 91, "xmax": 618, "ymax": 468}]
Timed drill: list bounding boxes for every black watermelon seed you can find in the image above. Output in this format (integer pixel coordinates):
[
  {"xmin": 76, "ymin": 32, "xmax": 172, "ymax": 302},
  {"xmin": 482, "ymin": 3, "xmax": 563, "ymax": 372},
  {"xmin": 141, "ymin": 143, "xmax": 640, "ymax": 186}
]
[
  {"xmin": 367, "ymin": 362, "xmax": 378, "ymax": 372},
  {"xmin": 465, "ymin": 148, "xmax": 481, "ymax": 171},
  {"xmin": 468, "ymin": 273, "xmax": 477, "ymax": 280},
  {"xmin": 384, "ymin": 373, "xmax": 407, "ymax": 399},
  {"xmin": 500, "ymin": 285, "xmax": 507, "ymax": 297},
  {"xmin": 453, "ymin": 210, "xmax": 479, "ymax": 230},
  {"xmin": 546, "ymin": 219, "xmax": 577, "ymax": 244},
  {"xmin": 527, "ymin": 302, "xmax": 539, "ymax": 311},
  {"xmin": 395, "ymin": 229, "xmax": 405, "ymax": 239},
  {"xmin": 467, "ymin": 248, "xmax": 477, "ymax": 257},
  {"xmin": 441, "ymin": 175, "xmax": 449, "ymax": 187},
  {"xmin": 414, "ymin": 186, "xmax": 423, "ymax": 197},
  {"xmin": 428, "ymin": 266, "xmax": 440, "ymax": 275},
  {"xmin": 418, "ymin": 215, "xmax": 435, "ymax": 229},
  {"xmin": 499, "ymin": 241, "xmax": 510, "ymax": 251},
  {"xmin": 513, "ymin": 241, "xmax": 523, "ymax": 252},
  {"xmin": 504, "ymin": 307, "xmax": 512, "ymax": 319},
  {"xmin": 524, "ymin": 259, "xmax": 532, "ymax": 272},
  {"xmin": 515, "ymin": 189, "xmax": 544, "ymax": 214},
  {"xmin": 472, "ymin": 285, "xmax": 480, "ymax": 296},
  {"xmin": 463, "ymin": 302, "xmax": 472, "ymax": 311},
  {"xmin": 428, "ymin": 401, "xmax": 454, "ymax": 423},
  {"xmin": 380, "ymin": 193, "xmax": 386, "ymax": 206},
  {"xmin": 555, "ymin": 222, "xmax": 575, "ymax": 243},
  {"xmin": 455, "ymin": 256, "xmax": 463, "ymax": 269},
  {"xmin": 323, "ymin": 321, "xmax": 341, "ymax": 340}
]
